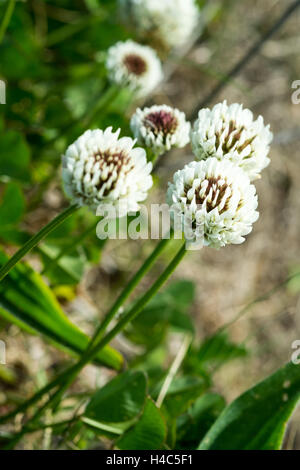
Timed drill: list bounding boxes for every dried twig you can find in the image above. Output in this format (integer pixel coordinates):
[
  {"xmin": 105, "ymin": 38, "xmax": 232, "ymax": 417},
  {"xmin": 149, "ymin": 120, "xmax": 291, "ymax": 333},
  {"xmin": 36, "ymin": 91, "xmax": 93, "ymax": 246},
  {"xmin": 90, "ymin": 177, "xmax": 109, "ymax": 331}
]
[{"xmin": 189, "ymin": 0, "xmax": 300, "ymax": 119}]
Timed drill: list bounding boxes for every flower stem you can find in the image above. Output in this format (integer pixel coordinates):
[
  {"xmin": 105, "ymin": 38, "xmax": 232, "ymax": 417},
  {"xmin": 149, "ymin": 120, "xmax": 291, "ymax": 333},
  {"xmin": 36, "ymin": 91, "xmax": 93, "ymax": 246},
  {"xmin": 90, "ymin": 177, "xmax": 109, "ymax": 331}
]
[
  {"xmin": 84, "ymin": 84, "xmax": 120, "ymax": 127},
  {"xmin": 4, "ymin": 241, "xmax": 186, "ymax": 448},
  {"xmin": 38, "ymin": 241, "xmax": 186, "ymax": 412},
  {"xmin": 75, "ymin": 242, "xmax": 187, "ymax": 369},
  {"xmin": 0, "ymin": 366, "xmax": 73, "ymax": 426},
  {"xmin": 41, "ymin": 220, "xmax": 99, "ymax": 276},
  {"xmin": 1, "ymin": 236, "xmax": 172, "ymax": 434},
  {"xmin": 87, "ymin": 234, "xmax": 172, "ymax": 350},
  {"xmin": 0, "ymin": 204, "xmax": 78, "ymax": 282},
  {"xmin": 0, "ymin": 0, "xmax": 16, "ymax": 45}
]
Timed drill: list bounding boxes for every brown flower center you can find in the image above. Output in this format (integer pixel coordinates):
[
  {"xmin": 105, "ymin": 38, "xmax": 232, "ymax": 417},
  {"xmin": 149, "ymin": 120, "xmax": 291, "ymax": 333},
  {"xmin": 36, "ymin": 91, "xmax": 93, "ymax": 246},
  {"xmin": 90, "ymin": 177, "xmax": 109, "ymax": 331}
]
[
  {"xmin": 215, "ymin": 120, "xmax": 255, "ymax": 154},
  {"xmin": 123, "ymin": 54, "xmax": 147, "ymax": 76},
  {"xmin": 144, "ymin": 110, "xmax": 178, "ymax": 137},
  {"xmin": 185, "ymin": 177, "xmax": 232, "ymax": 214},
  {"xmin": 91, "ymin": 150, "xmax": 132, "ymax": 196}
]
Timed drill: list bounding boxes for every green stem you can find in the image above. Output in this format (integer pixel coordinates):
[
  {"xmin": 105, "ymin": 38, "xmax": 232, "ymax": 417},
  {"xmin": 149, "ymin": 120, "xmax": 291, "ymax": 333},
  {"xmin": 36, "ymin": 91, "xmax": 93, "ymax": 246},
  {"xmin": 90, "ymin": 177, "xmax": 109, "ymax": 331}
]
[
  {"xmin": 150, "ymin": 152, "xmax": 162, "ymax": 167},
  {"xmin": 37, "ymin": 237, "xmax": 174, "ymax": 411},
  {"xmin": 4, "ymin": 241, "xmax": 186, "ymax": 448},
  {"xmin": 84, "ymin": 85, "xmax": 120, "ymax": 128},
  {"xmin": 96, "ymin": 243, "xmax": 186, "ymax": 350},
  {"xmin": 38, "ymin": 241, "xmax": 186, "ymax": 413},
  {"xmin": 0, "ymin": 0, "xmax": 16, "ymax": 45},
  {"xmin": 0, "ymin": 236, "xmax": 171, "ymax": 436},
  {"xmin": 0, "ymin": 204, "xmax": 78, "ymax": 282},
  {"xmin": 87, "ymin": 235, "xmax": 172, "ymax": 350},
  {"xmin": 41, "ymin": 220, "xmax": 99, "ymax": 276},
  {"xmin": 0, "ymin": 365, "xmax": 75, "ymax": 425}
]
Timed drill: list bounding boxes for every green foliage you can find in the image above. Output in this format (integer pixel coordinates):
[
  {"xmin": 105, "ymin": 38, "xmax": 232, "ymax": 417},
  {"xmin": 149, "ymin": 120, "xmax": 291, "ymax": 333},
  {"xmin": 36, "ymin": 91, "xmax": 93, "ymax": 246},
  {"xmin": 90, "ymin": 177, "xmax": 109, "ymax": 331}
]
[
  {"xmin": 116, "ymin": 399, "xmax": 167, "ymax": 450},
  {"xmin": 0, "ymin": 130, "xmax": 31, "ymax": 182},
  {"xmin": 155, "ymin": 376, "xmax": 208, "ymax": 418},
  {"xmin": 0, "ymin": 251, "xmax": 123, "ymax": 371},
  {"xmin": 39, "ymin": 242, "xmax": 86, "ymax": 285},
  {"xmin": 126, "ymin": 280, "xmax": 195, "ymax": 351},
  {"xmin": 85, "ymin": 371, "xmax": 147, "ymax": 423},
  {"xmin": 185, "ymin": 331, "xmax": 248, "ymax": 376},
  {"xmin": 198, "ymin": 362, "xmax": 300, "ymax": 450},
  {"xmin": 0, "ymin": 182, "xmax": 25, "ymax": 233},
  {"xmin": 177, "ymin": 393, "xmax": 226, "ymax": 449}
]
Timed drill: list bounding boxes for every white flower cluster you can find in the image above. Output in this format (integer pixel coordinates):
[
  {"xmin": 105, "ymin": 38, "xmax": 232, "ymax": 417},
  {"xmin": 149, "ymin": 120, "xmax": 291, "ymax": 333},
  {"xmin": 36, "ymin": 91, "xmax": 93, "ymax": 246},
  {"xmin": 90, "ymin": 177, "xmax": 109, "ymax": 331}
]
[
  {"xmin": 166, "ymin": 101, "xmax": 273, "ymax": 248},
  {"xmin": 106, "ymin": 40, "xmax": 163, "ymax": 97},
  {"xmin": 167, "ymin": 158, "xmax": 259, "ymax": 249},
  {"xmin": 62, "ymin": 127, "xmax": 152, "ymax": 216},
  {"xmin": 130, "ymin": 105, "xmax": 190, "ymax": 156},
  {"xmin": 119, "ymin": 0, "xmax": 200, "ymax": 50},
  {"xmin": 191, "ymin": 101, "xmax": 273, "ymax": 181}
]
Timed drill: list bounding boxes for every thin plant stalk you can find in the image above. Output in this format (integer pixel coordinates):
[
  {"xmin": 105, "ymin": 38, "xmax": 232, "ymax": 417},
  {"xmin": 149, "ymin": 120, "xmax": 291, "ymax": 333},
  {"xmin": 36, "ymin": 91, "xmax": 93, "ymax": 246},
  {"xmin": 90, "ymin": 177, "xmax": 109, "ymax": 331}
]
[
  {"xmin": 0, "ymin": 204, "xmax": 79, "ymax": 282},
  {"xmin": 42, "ymin": 84, "xmax": 120, "ymax": 151},
  {"xmin": 5, "ymin": 242, "xmax": 186, "ymax": 448},
  {"xmin": 156, "ymin": 333, "xmax": 193, "ymax": 408},
  {"xmin": 0, "ymin": 0, "xmax": 16, "ymax": 45},
  {"xmin": 0, "ymin": 235, "xmax": 172, "ymax": 427},
  {"xmin": 84, "ymin": 84, "xmax": 121, "ymax": 128},
  {"xmin": 0, "ymin": 366, "xmax": 73, "ymax": 425},
  {"xmin": 48, "ymin": 242, "xmax": 187, "ymax": 407},
  {"xmin": 38, "ymin": 237, "xmax": 178, "ymax": 411},
  {"xmin": 86, "ymin": 235, "xmax": 172, "ymax": 351},
  {"xmin": 189, "ymin": 0, "xmax": 300, "ymax": 118},
  {"xmin": 41, "ymin": 220, "xmax": 99, "ymax": 275}
]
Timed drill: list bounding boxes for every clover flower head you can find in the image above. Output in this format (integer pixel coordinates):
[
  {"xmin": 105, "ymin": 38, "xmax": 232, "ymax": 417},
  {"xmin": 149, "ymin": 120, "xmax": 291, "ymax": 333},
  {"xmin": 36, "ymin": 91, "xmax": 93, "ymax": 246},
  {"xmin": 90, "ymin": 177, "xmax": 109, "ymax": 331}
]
[
  {"xmin": 62, "ymin": 127, "xmax": 153, "ymax": 216},
  {"xmin": 130, "ymin": 105, "xmax": 191, "ymax": 156},
  {"xmin": 119, "ymin": 0, "xmax": 200, "ymax": 50},
  {"xmin": 191, "ymin": 101, "xmax": 273, "ymax": 181},
  {"xmin": 106, "ymin": 40, "xmax": 163, "ymax": 98},
  {"xmin": 167, "ymin": 157, "xmax": 259, "ymax": 249}
]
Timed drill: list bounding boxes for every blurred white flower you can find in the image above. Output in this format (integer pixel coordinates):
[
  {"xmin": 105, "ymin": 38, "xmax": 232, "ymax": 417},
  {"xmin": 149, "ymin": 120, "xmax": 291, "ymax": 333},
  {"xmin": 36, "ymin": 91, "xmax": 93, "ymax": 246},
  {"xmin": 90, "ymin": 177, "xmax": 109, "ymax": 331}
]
[
  {"xmin": 191, "ymin": 101, "xmax": 273, "ymax": 181},
  {"xmin": 106, "ymin": 40, "xmax": 163, "ymax": 97},
  {"xmin": 167, "ymin": 157, "xmax": 259, "ymax": 249},
  {"xmin": 130, "ymin": 105, "xmax": 191, "ymax": 156},
  {"xmin": 62, "ymin": 127, "xmax": 153, "ymax": 215},
  {"xmin": 119, "ymin": 0, "xmax": 200, "ymax": 50}
]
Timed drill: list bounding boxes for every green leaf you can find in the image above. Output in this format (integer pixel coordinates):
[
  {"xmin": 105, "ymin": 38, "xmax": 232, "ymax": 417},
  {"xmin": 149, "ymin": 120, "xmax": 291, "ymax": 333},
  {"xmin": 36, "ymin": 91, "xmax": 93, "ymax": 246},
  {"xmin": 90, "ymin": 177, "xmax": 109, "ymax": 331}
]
[
  {"xmin": 176, "ymin": 393, "xmax": 226, "ymax": 449},
  {"xmin": 287, "ymin": 266, "xmax": 300, "ymax": 294},
  {"xmin": 127, "ymin": 281, "xmax": 195, "ymax": 349},
  {"xmin": 198, "ymin": 362, "xmax": 300, "ymax": 450},
  {"xmin": 117, "ymin": 399, "xmax": 167, "ymax": 450},
  {"xmin": 39, "ymin": 242, "xmax": 86, "ymax": 285},
  {"xmin": 165, "ymin": 280, "xmax": 196, "ymax": 308},
  {"xmin": 0, "ymin": 251, "xmax": 123, "ymax": 371},
  {"xmin": 0, "ymin": 182, "xmax": 25, "ymax": 227},
  {"xmin": 85, "ymin": 371, "xmax": 147, "ymax": 423},
  {"xmin": 160, "ymin": 376, "xmax": 208, "ymax": 417},
  {"xmin": 0, "ymin": 131, "xmax": 31, "ymax": 182},
  {"xmin": 198, "ymin": 332, "xmax": 248, "ymax": 365},
  {"xmin": 185, "ymin": 331, "xmax": 248, "ymax": 375}
]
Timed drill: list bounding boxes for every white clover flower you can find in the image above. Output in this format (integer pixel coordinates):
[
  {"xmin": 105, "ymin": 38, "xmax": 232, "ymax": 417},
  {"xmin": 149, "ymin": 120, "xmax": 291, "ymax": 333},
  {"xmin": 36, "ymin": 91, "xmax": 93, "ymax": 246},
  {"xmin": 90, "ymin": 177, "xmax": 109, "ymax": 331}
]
[
  {"xmin": 62, "ymin": 127, "xmax": 153, "ymax": 216},
  {"xmin": 119, "ymin": 0, "xmax": 200, "ymax": 50},
  {"xmin": 130, "ymin": 105, "xmax": 191, "ymax": 156},
  {"xmin": 191, "ymin": 101, "xmax": 273, "ymax": 181},
  {"xmin": 106, "ymin": 40, "xmax": 163, "ymax": 98},
  {"xmin": 167, "ymin": 157, "xmax": 259, "ymax": 249}
]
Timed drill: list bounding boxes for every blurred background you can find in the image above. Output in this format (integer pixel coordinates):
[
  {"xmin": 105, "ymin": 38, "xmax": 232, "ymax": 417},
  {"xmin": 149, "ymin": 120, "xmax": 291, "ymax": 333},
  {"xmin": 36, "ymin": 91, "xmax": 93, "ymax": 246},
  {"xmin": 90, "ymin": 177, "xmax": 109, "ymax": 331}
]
[{"xmin": 0, "ymin": 0, "xmax": 299, "ymax": 449}]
